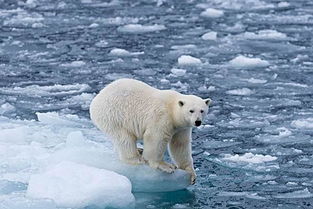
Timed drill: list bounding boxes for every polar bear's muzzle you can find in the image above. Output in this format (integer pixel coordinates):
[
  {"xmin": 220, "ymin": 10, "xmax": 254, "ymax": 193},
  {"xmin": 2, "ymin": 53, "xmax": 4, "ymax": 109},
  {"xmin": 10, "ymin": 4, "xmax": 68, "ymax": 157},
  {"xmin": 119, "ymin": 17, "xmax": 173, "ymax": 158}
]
[{"xmin": 195, "ymin": 120, "xmax": 202, "ymax": 126}]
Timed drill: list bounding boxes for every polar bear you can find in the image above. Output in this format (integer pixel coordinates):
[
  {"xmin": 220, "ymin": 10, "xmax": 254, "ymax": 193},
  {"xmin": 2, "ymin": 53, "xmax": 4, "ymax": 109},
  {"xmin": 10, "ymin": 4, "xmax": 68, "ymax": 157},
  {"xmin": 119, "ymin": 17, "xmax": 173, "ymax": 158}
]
[{"xmin": 90, "ymin": 78, "xmax": 211, "ymax": 184}]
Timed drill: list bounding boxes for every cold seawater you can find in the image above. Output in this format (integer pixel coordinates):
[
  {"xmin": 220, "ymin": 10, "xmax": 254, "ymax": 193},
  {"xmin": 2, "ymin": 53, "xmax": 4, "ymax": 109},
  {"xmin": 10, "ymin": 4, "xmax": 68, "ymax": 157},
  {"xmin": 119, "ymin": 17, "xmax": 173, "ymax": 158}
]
[{"xmin": 1, "ymin": 0, "xmax": 313, "ymax": 208}]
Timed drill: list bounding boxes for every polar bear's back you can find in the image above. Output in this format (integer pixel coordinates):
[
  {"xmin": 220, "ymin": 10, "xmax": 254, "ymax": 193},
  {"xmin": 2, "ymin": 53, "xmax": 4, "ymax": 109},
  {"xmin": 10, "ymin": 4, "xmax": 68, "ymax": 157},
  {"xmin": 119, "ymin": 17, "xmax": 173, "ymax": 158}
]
[{"xmin": 90, "ymin": 79, "xmax": 169, "ymax": 138}]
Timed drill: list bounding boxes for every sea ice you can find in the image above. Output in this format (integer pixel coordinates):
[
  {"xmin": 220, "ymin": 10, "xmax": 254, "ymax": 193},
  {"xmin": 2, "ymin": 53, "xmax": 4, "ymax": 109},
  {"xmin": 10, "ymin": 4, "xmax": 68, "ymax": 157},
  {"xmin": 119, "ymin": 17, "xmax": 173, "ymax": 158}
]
[
  {"xmin": 200, "ymin": 8, "xmax": 224, "ymax": 18},
  {"xmin": 228, "ymin": 55, "xmax": 269, "ymax": 69},
  {"xmin": 274, "ymin": 188, "xmax": 313, "ymax": 199},
  {"xmin": 0, "ymin": 84, "xmax": 91, "ymax": 97},
  {"xmin": 241, "ymin": 30, "xmax": 289, "ymax": 40},
  {"xmin": 226, "ymin": 88, "xmax": 254, "ymax": 96},
  {"xmin": 61, "ymin": 60, "xmax": 86, "ymax": 67},
  {"xmin": 201, "ymin": 32, "xmax": 217, "ymax": 40},
  {"xmin": 109, "ymin": 48, "xmax": 144, "ymax": 56},
  {"xmin": 178, "ymin": 55, "xmax": 202, "ymax": 65},
  {"xmin": 291, "ymin": 118, "xmax": 313, "ymax": 129},
  {"xmin": 27, "ymin": 161, "xmax": 135, "ymax": 208},
  {"xmin": 117, "ymin": 24, "xmax": 166, "ymax": 33},
  {"xmin": 222, "ymin": 153, "xmax": 277, "ymax": 164},
  {"xmin": 170, "ymin": 68, "xmax": 186, "ymax": 77}
]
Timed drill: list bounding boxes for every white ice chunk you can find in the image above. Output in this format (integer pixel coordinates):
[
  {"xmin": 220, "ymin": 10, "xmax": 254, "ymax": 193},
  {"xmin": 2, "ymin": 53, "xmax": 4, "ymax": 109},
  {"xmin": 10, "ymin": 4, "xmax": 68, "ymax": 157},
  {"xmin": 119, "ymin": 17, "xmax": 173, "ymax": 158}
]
[
  {"xmin": 222, "ymin": 153, "xmax": 277, "ymax": 163},
  {"xmin": 178, "ymin": 55, "xmax": 202, "ymax": 65},
  {"xmin": 274, "ymin": 188, "xmax": 313, "ymax": 199},
  {"xmin": 226, "ymin": 88, "xmax": 254, "ymax": 96},
  {"xmin": 170, "ymin": 68, "xmax": 186, "ymax": 77},
  {"xmin": 0, "ymin": 103, "xmax": 15, "ymax": 114},
  {"xmin": 61, "ymin": 60, "xmax": 86, "ymax": 67},
  {"xmin": 117, "ymin": 24, "xmax": 166, "ymax": 33},
  {"xmin": 291, "ymin": 118, "xmax": 313, "ymax": 129},
  {"xmin": 201, "ymin": 31, "xmax": 217, "ymax": 40},
  {"xmin": 218, "ymin": 191, "xmax": 266, "ymax": 200},
  {"xmin": 27, "ymin": 161, "xmax": 135, "ymax": 209},
  {"xmin": 243, "ymin": 78, "xmax": 267, "ymax": 84},
  {"xmin": 109, "ymin": 48, "xmax": 144, "ymax": 56},
  {"xmin": 95, "ymin": 40, "xmax": 108, "ymax": 47},
  {"xmin": 0, "ymin": 193, "xmax": 57, "ymax": 209},
  {"xmin": 228, "ymin": 55, "xmax": 269, "ymax": 69},
  {"xmin": 278, "ymin": 2, "xmax": 290, "ymax": 7},
  {"xmin": 47, "ymin": 131, "xmax": 191, "ymax": 192},
  {"xmin": 200, "ymin": 8, "xmax": 224, "ymax": 18},
  {"xmin": 0, "ymin": 84, "xmax": 90, "ymax": 97},
  {"xmin": 242, "ymin": 30, "xmax": 288, "ymax": 40}
]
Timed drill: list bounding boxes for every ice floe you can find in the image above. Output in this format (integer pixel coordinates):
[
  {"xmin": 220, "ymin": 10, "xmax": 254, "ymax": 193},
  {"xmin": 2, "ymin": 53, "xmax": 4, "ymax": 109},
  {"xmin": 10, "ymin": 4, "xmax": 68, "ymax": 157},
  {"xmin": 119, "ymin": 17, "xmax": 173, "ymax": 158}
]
[
  {"xmin": 201, "ymin": 31, "xmax": 217, "ymax": 40},
  {"xmin": 117, "ymin": 24, "xmax": 166, "ymax": 33},
  {"xmin": 27, "ymin": 161, "xmax": 135, "ymax": 208},
  {"xmin": 226, "ymin": 88, "xmax": 254, "ymax": 96},
  {"xmin": 200, "ymin": 8, "xmax": 224, "ymax": 18},
  {"xmin": 222, "ymin": 153, "xmax": 277, "ymax": 164},
  {"xmin": 178, "ymin": 55, "xmax": 202, "ymax": 66},
  {"xmin": 228, "ymin": 55, "xmax": 270, "ymax": 69}
]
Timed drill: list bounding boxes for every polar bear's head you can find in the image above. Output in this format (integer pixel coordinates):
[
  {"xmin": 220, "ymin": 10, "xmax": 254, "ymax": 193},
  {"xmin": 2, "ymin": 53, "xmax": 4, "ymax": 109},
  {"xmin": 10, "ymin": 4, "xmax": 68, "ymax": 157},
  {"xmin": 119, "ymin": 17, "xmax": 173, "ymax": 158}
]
[{"xmin": 176, "ymin": 95, "xmax": 211, "ymax": 127}]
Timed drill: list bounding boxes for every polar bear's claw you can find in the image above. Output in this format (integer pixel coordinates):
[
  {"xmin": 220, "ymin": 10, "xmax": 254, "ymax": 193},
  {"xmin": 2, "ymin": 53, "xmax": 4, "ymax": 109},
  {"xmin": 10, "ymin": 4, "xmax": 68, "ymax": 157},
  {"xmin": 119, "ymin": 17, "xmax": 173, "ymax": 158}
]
[
  {"xmin": 149, "ymin": 161, "xmax": 177, "ymax": 173},
  {"xmin": 137, "ymin": 148, "xmax": 144, "ymax": 155}
]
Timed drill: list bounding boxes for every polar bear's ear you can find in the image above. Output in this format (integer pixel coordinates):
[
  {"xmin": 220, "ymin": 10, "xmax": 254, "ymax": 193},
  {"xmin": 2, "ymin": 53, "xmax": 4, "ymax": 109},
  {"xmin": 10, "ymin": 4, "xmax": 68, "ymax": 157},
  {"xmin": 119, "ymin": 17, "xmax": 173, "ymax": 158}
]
[
  {"xmin": 204, "ymin": 98, "xmax": 212, "ymax": 106},
  {"xmin": 178, "ymin": 101, "xmax": 185, "ymax": 107}
]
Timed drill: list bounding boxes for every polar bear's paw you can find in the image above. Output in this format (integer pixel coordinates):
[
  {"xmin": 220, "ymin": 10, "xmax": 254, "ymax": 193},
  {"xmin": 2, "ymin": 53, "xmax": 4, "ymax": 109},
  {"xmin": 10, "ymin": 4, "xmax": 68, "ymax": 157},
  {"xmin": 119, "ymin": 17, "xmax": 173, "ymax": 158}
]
[
  {"xmin": 124, "ymin": 156, "xmax": 146, "ymax": 165},
  {"xmin": 149, "ymin": 161, "xmax": 177, "ymax": 173}
]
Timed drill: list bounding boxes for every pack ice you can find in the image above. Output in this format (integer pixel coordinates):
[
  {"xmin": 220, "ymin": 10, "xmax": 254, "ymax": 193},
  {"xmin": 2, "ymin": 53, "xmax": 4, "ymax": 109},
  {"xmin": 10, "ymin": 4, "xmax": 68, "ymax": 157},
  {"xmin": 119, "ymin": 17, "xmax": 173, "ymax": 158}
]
[{"xmin": 0, "ymin": 112, "xmax": 190, "ymax": 208}]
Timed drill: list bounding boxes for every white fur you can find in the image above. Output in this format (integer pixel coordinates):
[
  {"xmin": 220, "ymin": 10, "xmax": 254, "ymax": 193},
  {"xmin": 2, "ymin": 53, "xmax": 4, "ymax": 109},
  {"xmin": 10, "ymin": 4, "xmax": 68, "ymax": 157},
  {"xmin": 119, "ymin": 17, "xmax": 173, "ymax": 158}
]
[{"xmin": 90, "ymin": 78, "xmax": 211, "ymax": 184}]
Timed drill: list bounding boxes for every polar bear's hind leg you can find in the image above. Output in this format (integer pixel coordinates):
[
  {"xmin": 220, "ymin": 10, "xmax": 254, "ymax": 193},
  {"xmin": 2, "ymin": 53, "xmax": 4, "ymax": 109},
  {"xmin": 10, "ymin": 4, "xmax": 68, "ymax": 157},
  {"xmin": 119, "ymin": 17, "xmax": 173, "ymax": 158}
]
[{"xmin": 112, "ymin": 131, "xmax": 145, "ymax": 165}]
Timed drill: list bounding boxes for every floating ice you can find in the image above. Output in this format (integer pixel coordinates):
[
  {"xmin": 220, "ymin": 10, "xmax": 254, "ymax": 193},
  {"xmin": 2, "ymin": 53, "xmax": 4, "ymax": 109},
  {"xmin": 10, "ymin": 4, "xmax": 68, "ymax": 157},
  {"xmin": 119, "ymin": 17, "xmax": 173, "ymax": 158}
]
[
  {"xmin": 201, "ymin": 32, "xmax": 217, "ymax": 40},
  {"xmin": 0, "ymin": 111, "xmax": 190, "ymax": 202},
  {"xmin": 200, "ymin": 8, "xmax": 224, "ymax": 18},
  {"xmin": 3, "ymin": 9, "xmax": 44, "ymax": 27},
  {"xmin": 47, "ymin": 130, "xmax": 191, "ymax": 193},
  {"xmin": 291, "ymin": 118, "xmax": 313, "ymax": 129},
  {"xmin": 197, "ymin": 0, "xmax": 274, "ymax": 10},
  {"xmin": 0, "ymin": 103, "xmax": 15, "ymax": 114},
  {"xmin": 278, "ymin": 2, "xmax": 290, "ymax": 7},
  {"xmin": 223, "ymin": 153, "xmax": 277, "ymax": 163},
  {"xmin": 218, "ymin": 191, "xmax": 266, "ymax": 200},
  {"xmin": 61, "ymin": 61, "xmax": 86, "ymax": 67},
  {"xmin": 207, "ymin": 152, "xmax": 279, "ymax": 172},
  {"xmin": 243, "ymin": 78, "xmax": 267, "ymax": 84},
  {"xmin": 109, "ymin": 48, "xmax": 144, "ymax": 56},
  {"xmin": 95, "ymin": 40, "xmax": 108, "ymax": 47},
  {"xmin": 274, "ymin": 188, "xmax": 313, "ymax": 199},
  {"xmin": 171, "ymin": 44, "xmax": 197, "ymax": 50},
  {"xmin": 0, "ymin": 84, "xmax": 91, "ymax": 97},
  {"xmin": 226, "ymin": 88, "xmax": 254, "ymax": 96},
  {"xmin": 0, "ymin": 193, "xmax": 57, "ymax": 209},
  {"xmin": 228, "ymin": 55, "xmax": 270, "ymax": 69},
  {"xmin": 178, "ymin": 55, "xmax": 202, "ymax": 65},
  {"xmin": 117, "ymin": 24, "xmax": 166, "ymax": 33},
  {"xmin": 241, "ymin": 30, "xmax": 289, "ymax": 40},
  {"xmin": 170, "ymin": 68, "xmax": 186, "ymax": 77},
  {"xmin": 27, "ymin": 161, "xmax": 135, "ymax": 209}
]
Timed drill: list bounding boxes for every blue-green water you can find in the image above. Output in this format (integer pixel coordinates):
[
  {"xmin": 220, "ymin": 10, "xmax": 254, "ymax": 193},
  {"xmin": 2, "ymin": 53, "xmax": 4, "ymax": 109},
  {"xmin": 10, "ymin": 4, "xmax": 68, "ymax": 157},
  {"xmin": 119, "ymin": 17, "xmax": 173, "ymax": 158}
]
[{"xmin": 1, "ymin": 0, "xmax": 313, "ymax": 208}]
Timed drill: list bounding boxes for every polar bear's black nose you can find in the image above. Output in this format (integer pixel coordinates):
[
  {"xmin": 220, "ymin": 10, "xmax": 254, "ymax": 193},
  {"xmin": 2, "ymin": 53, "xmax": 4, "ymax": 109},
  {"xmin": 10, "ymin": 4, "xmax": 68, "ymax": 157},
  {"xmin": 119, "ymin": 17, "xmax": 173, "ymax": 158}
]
[{"xmin": 195, "ymin": 120, "xmax": 202, "ymax": 126}]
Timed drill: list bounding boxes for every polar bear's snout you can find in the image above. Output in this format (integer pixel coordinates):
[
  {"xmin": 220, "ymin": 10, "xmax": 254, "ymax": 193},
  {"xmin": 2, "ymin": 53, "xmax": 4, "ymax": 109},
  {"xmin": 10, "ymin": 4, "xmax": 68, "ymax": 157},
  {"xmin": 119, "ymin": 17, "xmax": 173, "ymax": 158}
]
[{"xmin": 195, "ymin": 120, "xmax": 202, "ymax": 126}]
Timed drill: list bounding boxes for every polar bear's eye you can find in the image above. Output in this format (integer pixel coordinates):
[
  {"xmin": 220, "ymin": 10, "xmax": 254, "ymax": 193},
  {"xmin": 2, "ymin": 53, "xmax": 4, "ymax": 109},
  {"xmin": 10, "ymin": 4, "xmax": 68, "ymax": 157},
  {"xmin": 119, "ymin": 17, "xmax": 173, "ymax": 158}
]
[
  {"xmin": 200, "ymin": 110, "xmax": 204, "ymax": 113},
  {"xmin": 189, "ymin": 110, "xmax": 194, "ymax": 113}
]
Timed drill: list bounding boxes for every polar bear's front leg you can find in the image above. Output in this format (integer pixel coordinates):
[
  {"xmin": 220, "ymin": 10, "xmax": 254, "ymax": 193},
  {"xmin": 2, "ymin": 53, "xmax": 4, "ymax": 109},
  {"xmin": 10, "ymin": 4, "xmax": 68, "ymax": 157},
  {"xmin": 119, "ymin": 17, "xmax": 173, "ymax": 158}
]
[
  {"xmin": 169, "ymin": 128, "xmax": 196, "ymax": 184},
  {"xmin": 142, "ymin": 132, "xmax": 176, "ymax": 173}
]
